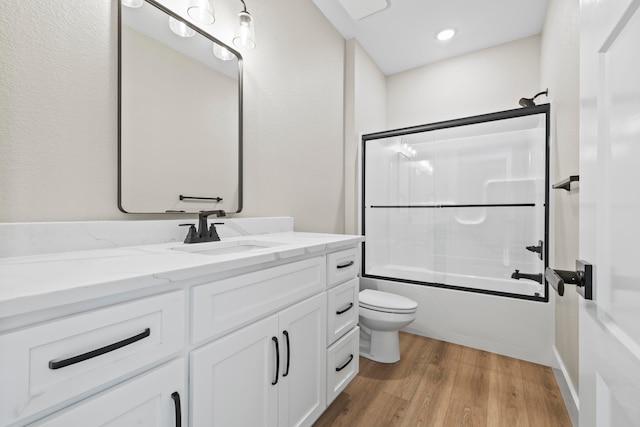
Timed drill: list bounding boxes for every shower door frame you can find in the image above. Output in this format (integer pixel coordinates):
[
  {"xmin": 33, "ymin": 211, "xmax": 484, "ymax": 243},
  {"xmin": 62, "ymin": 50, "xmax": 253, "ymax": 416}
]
[{"xmin": 360, "ymin": 104, "xmax": 551, "ymax": 302}]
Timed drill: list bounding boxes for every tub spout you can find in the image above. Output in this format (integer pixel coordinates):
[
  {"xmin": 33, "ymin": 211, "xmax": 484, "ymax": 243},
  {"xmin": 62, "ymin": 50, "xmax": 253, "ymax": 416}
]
[{"xmin": 511, "ymin": 269, "xmax": 543, "ymax": 284}]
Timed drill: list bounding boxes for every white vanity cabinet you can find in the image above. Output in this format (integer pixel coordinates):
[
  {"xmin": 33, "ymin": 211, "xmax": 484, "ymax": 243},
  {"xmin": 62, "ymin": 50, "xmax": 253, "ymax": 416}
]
[
  {"xmin": 0, "ymin": 291, "xmax": 186, "ymax": 427},
  {"xmin": 325, "ymin": 248, "xmax": 360, "ymax": 405},
  {"xmin": 0, "ymin": 232, "xmax": 363, "ymax": 427},
  {"xmin": 30, "ymin": 359, "xmax": 186, "ymax": 427},
  {"xmin": 190, "ymin": 293, "xmax": 327, "ymax": 427}
]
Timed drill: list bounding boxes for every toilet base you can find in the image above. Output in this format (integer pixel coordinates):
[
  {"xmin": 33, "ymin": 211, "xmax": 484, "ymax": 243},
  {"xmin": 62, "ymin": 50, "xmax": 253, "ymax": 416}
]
[{"xmin": 359, "ymin": 329, "xmax": 401, "ymax": 364}]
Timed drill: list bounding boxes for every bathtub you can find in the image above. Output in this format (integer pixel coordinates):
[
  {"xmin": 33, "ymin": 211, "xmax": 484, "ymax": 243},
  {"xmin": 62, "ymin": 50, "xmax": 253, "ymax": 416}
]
[{"xmin": 359, "ymin": 270, "xmax": 555, "ymax": 367}]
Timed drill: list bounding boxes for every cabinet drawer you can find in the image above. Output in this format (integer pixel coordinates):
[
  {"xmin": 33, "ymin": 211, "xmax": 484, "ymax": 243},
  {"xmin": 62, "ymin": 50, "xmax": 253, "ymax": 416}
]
[
  {"xmin": 30, "ymin": 358, "xmax": 186, "ymax": 427},
  {"xmin": 326, "ymin": 326, "xmax": 359, "ymax": 405},
  {"xmin": 0, "ymin": 291, "xmax": 185, "ymax": 427},
  {"xmin": 327, "ymin": 248, "xmax": 358, "ymax": 288},
  {"xmin": 191, "ymin": 256, "xmax": 326, "ymax": 344},
  {"xmin": 327, "ymin": 278, "xmax": 359, "ymax": 345}
]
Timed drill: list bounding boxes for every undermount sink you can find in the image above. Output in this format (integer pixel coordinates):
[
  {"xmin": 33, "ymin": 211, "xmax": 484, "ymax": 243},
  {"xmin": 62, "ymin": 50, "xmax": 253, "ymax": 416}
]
[{"xmin": 171, "ymin": 240, "xmax": 286, "ymax": 257}]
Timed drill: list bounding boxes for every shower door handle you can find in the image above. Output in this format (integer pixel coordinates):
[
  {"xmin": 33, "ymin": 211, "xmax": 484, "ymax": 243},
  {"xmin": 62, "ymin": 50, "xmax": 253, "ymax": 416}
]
[{"xmin": 545, "ymin": 260, "xmax": 593, "ymax": 300}]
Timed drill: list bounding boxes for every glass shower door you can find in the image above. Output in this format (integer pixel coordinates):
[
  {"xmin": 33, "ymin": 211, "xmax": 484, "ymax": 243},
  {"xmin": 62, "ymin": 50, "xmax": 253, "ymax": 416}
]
[{"xmin": 361, "ymin": 106, "xmax": 549, "ymax": 300}]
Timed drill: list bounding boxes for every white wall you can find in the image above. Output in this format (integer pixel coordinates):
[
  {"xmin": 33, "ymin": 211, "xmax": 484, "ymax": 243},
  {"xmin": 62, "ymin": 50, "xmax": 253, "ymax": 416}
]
[
  {"xmin": 344, "ymin": 39, "xmax": 386, "ymax": 235},
  {"xmin": 0, "ymin": 0, "xmax": 345, "ymax": 233},
  {"xmin": 386, "ymin": 35, "xmax": 541, "ymax": 129},
  {"xmin": 540, "ymin": 0, "xmax": 581, "ymax": 405}
]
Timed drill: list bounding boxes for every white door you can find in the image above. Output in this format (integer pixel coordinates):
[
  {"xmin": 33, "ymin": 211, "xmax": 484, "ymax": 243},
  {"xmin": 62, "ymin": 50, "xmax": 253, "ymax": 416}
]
[
  {"xmin": 579, "ymin": 0, "xmax": 640, "ymax": 425},
  {"xmin": 32, "ymin": 359, "xmax": 186, "ymax": 427},
  {"xmin": 277, "ymin": 293, "xmax": 327, "ymax": 427},
  {"xmin": 190, "ymin": 315, "xmax": 279, "ymax": 427}
]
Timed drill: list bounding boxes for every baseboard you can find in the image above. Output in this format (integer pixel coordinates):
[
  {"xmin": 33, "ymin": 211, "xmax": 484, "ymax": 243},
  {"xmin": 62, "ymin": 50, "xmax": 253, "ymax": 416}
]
[{"xmin": 552, "ymin": 346, "xmax": 579, "ymax": 426}]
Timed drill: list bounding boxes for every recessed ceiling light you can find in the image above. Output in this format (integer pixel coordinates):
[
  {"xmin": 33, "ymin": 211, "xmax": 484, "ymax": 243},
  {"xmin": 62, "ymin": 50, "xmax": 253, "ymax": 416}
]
[{"xmin": 436, "ymin": 28, "xmax": 456, "ymax": 41}]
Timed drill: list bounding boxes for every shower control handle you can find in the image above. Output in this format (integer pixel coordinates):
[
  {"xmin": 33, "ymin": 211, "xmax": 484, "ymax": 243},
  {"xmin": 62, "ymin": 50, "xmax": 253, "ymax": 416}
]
[{"xmin": 526, "ymin": 240, "xmax": 544, "ymax": 260}]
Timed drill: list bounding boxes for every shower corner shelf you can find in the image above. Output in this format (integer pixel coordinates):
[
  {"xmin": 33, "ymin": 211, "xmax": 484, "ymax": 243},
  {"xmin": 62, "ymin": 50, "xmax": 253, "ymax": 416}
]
[{"xmin": 552, "ymin": 175, "xmax": 579, "ymax": 191}]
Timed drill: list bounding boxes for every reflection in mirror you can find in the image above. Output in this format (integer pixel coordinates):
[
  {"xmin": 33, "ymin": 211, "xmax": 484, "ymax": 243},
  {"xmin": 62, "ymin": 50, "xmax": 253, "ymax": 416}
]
[{"xmin": 119, "ymin": 0, "xmax": 242, "ymax": 214}]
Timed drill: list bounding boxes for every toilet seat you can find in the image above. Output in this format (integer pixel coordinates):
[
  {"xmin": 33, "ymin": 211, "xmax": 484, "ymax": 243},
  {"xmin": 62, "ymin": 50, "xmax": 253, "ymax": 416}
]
[{"xmin": 359, "ymin": 289, "xmax": 417, "ymax": 314}]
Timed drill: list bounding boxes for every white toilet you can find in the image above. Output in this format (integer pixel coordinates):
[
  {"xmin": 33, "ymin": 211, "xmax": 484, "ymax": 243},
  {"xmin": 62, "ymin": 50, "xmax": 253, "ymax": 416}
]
[{"xmin": 358, "ymin": 289, "xmax": 418, "ymax": 363}]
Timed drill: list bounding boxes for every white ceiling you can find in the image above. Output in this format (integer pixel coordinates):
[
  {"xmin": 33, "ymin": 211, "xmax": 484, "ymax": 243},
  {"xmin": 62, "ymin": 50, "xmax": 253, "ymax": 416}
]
[{"xmin": 312, "ymin": 0, "xmax": 549, "ymax": 75}]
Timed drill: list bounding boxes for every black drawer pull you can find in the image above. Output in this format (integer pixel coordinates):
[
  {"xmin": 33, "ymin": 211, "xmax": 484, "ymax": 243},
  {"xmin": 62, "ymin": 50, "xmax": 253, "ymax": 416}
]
[
  {"xmin": 272, "ymin": 337, "xmax": 280, "ymax": 385},
  {"xmin": 336, "ymin": 354, "xmax": 354, "ymax": 372},
  {"xmin": 283, "ymin": 330, "xmax": 291, "ymax": 377},
  {"xmin": 48, "ymin": 328, "xmax": 151, "ymax": 370},
  {"xmin": 336, "ymin": 261, "xmax": 354, "ymax": 269},
  {"xmin": 171, "ymin": 392, "xmax": 182, "ymax": 427},
  {"xmin": 336, "ymin": 302, "xmax": 354, "ymax": 315}
]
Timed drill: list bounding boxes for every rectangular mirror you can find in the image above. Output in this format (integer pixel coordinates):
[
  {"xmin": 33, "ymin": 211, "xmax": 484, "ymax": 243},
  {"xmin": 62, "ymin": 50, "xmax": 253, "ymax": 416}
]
[{"xmin": 119, "ymin": 0, "xmax": 243, "ymax": 214}]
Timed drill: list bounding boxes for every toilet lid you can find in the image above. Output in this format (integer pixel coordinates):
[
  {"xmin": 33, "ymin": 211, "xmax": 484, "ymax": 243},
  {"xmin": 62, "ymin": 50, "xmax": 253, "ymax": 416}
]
[{"xmin": 359, "ymin": 289, "xmax": 417, "ymax": 313}]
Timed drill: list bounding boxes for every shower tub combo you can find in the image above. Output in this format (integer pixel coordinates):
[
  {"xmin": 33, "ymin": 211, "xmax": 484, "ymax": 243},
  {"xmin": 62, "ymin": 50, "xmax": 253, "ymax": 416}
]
[{"xmin": 360, "ymin": 105, "xmax": 555, "ymax": 365}]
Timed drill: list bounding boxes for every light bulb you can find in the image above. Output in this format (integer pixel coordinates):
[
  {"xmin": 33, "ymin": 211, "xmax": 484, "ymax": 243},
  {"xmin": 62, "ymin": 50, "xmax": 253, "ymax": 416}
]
[
  {"xmin": 169, "ymin": 17, "xmax": 195, "ymax": 38},
  {"xmin": 122, "ymin": 0, "xmax": 143, "ymax": 8},
  {"xmin": 212, "ymin": 43, "xmax": 234, "ymax": 61},
  {"xmin": 187, "ymin": 0, "xmax": 215, "ymax": 25},
  {"xmin": 233, "ymin": 11, "xmax": 256, "ymax": 50}
]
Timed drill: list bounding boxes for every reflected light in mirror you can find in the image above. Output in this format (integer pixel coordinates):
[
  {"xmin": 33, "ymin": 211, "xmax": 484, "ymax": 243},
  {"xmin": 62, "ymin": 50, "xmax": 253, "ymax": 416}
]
[
  {"xmin": 213, "ymin": 42, "xmax": 234, "ymax": 61},
  {"xmin": 169, "ymin": 17, "xmax": 196, "ymax": 37},
  {"xmin": 233, "ymin": 11, "xmax": 256, "ymax": 50},
  {"xmin": 122, "ymin": 0, "xmax": 143, "ymax": 8},
  {"xmin": 188, "ymin": 0, "xmax": 215, "ymax": 25}
]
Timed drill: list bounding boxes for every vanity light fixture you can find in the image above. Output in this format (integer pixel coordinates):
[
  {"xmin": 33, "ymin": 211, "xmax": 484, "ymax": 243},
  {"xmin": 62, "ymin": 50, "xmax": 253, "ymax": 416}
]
[
  {"xmin": 233, "ymin": 2, "xmax": 256, "ymax": 50},
  {"xmin": 436, "ymin": 28, "xmax": 456, "ymax": 41},
  {"xmin": 122, "ymin": 0, "xmax": 143, "ymax": 8},
  {"xmin": 169, "ymin": 16, "xmax": 196, "ymax": 37},
  {"xmin": 212, "ymin": 42, "xmax": 235, "ymax": 61},
  {"xmin": 187, "ymin": 0, "xmax": 215, "ymax": 25}
]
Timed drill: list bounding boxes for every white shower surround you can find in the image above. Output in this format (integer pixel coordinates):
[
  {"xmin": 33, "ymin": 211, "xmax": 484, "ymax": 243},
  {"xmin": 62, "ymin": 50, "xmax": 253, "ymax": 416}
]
[{"xmin": 360, "ymin": 275, "xmax": 555, "ymax": 365}]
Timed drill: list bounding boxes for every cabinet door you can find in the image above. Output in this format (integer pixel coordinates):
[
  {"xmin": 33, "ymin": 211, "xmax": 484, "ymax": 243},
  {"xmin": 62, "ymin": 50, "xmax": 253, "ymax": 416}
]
[
  {"xmin": 190, "ymin": 315, "xmax": 279, "ymax": 427},
  {"xmin": 31, "ymin": 359, "xmax": 186, "ymax": 427},
  {"xmin": 277, "ymin": 293, "xmax": 327, "ymax": 427}
]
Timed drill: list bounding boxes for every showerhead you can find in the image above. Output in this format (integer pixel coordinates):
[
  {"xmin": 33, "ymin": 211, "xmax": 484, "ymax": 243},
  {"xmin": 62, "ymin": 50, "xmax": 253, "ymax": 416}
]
[{"xmin": 519, "ymin": 89, "xmax": 548, "ymax": 107}]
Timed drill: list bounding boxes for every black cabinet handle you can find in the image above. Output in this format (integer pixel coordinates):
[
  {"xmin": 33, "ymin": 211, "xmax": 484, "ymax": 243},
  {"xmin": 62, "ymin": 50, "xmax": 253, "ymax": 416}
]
[
  {"xmin": 48, "ymin": 328, "xmax": 151, "ymax": 370},
  {"xmin": 171, "ymin": 392, "xmax": 182, "ymax": 427},
  {"xmin": 336, "ymin": 354, "xmax": 354, "ymax": 372},
  {"xmin": 336, "ymin": 261, "xmax": 354, "ymax": 269},
  {"xmin": 336, "ymin": 302, "xmax": 354, "ymax": 315},
  {"xmin": 282, "ymin": 330, "xmax": 291, "ymax": 377},
  {"xmin": 272, "ymin": 337, "xmax": 280, "ymax": 385}
]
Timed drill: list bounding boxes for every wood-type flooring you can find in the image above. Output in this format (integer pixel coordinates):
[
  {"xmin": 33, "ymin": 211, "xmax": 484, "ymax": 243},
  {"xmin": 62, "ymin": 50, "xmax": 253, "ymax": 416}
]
[{"xmin": 314, "ymin": 332, "xmax": 572, "ymax": 427}]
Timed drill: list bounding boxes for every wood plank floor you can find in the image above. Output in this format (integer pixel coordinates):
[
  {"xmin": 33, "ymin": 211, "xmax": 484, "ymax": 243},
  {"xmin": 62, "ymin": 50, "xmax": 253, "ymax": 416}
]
[{"xmin": 314, "ymin": 332, "xmax": 572, "ymax": 427}]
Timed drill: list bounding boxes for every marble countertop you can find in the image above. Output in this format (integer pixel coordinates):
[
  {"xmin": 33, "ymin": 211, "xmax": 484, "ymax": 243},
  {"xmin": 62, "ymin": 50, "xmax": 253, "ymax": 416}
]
[{"xmin": 0, "ymin": 232, "xmax": 363, "ymax": 318}]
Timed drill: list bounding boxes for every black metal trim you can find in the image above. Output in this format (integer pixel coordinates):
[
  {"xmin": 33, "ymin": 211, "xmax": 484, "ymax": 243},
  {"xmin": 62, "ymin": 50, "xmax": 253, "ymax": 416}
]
[
  {"xmin": 171, "ymin": 392, "xmax": 182, "ymax": 427},
  {"xmin": 362, "ymin": 274, "xmax": 547, "ymax": 302},
  {"xmin": 117, "ymin": 0, "xmax": 243, "ymax": 215},
  {"xmin": 336, "ymin": 354, "xmax": 354, "ymax": 372},
  {"xmin": 363, "ymin": 104, "xmax": 551, "ymax": 140},
  {"xmin": 360, "ymin": 105, "xmax": 551, "ymax": 303},
  {"xmin": 49, "ymin": 328, "xmax": 151, "ymax": 370},
  {"xmin": 369, "ymin": 203, "xmax": 535, "ymax": 209}
]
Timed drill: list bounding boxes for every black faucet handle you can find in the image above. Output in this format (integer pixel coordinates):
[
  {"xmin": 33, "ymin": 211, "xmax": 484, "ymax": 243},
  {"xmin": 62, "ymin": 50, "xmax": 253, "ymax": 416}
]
[
  {"xmin": 208, "ymin": 223, "xmax": 222, "ymax": 241},
  {"xmin": 179, "ymin": 223, "xmax": 199, "ymax": 243}
]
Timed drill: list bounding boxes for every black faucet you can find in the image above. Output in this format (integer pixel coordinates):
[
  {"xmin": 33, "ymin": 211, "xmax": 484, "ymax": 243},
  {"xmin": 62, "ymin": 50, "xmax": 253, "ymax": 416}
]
[
  {"xmin": 511, "ymin": 269, "xmax": 543, "ymax": 284},
  {"xmin": 179, "ymin": 210, "xmax": 226, "ymax": 244}
]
